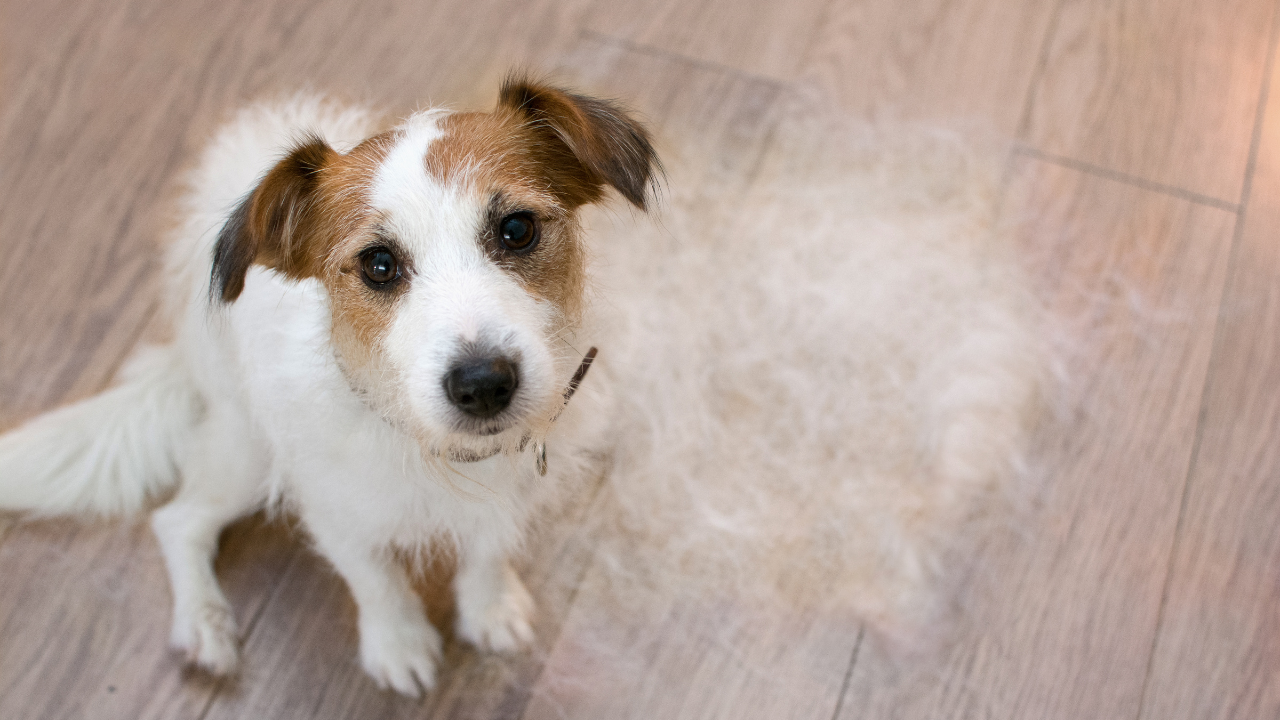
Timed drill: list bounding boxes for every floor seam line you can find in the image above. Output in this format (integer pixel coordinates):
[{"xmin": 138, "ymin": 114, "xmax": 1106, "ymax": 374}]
[
  {"xmin": 829, "ymin": 626, "xmax": 865, "ymax": 720},
  {"xmin": 1014, "ymin": 146, "xmax": 1240, "ymax": 212}
]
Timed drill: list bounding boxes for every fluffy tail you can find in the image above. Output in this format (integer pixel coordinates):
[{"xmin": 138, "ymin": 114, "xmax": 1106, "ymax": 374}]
[{"xmin": 0, "ymin": 345, "xmax": 201, "ymax": 517}]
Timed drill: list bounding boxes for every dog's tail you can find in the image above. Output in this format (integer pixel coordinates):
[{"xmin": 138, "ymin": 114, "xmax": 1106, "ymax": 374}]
[{"xmin": 0, "ymin": 345, "xmax": 201, "ymax": 518}]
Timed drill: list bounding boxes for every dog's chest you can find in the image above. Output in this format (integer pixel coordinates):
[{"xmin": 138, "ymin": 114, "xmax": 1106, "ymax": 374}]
[{"xmin": 216, "ymin": 270, "xmax": 534, "ymax": 548}]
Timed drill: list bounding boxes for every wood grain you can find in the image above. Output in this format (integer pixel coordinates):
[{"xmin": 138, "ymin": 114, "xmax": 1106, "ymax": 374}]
[
  {"xmin": 1136, "ymin": 41, "xmax": 1280, "ymax": 720},
  {"xmin": 0, "ymin": 515, "xmax": 297, "ymax": 720},
  {"xmin": 1024, "ymin": 0, "xmax": 1276, "ymax": 204},
  {"xmin": 0, "ymin": 0, "xmax": 190, "ymax": 425},
  {"xmin": 524, "ymin": 571, "xmax": 860, "ymax": 720},
  {"xmin": 835, "ymin": 157, "xmax": 1236, "ymax": 719},
  {"xmin": 798, "ymin": 0, "xmax": 1060, "ymax": 133},
  {"xmin": 583, "ymin": 0, "xmax": 831, "ymax": 81}
]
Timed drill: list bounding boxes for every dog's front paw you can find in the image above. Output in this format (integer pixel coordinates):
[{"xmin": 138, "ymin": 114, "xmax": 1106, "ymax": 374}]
[
  {"xmin": 456, "ymin": 569, "xmax": 535, "ymax": 653},
  {"xmin": 170, "ymin": 600, "xmax": 239, "ymax": 675},
  {"xmin": 359, "ymin": 615, "xmax": 442, "ymax": 697}
]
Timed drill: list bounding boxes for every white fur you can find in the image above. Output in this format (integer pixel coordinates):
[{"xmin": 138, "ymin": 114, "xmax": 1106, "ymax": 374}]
[{"xmin": 0, "ymin": 96, "xmax": 608, "ymax": 697}]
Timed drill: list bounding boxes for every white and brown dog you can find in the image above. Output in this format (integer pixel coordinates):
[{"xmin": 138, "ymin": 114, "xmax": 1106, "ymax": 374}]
[{"xmin": 0, "ymin": 76, "xmax": 657, "ymax": 696}]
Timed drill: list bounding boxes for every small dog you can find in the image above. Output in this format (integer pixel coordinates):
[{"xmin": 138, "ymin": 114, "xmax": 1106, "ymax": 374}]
[{"xmin": 0, "ymin": 76, "xmax": 657, "ymax": 696}]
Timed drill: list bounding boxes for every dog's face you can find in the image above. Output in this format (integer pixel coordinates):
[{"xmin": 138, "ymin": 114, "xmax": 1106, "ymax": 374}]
[{"xmin": 210, "ymin": 79, "xmax": 657, "ymax": 456}]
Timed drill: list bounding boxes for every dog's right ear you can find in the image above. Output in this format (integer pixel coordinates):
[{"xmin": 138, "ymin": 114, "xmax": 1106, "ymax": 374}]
[{"xmin": 211, "ymin": 136, "xmax": 337, "ymax": 302}]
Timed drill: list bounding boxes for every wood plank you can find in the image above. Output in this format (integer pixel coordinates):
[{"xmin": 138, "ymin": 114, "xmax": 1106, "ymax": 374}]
[
  {"xmin": 195, "ymin": 36, "xmax": 788, "ymax": 719},
  {"xmin": 1025, "ymin": 0, "xmax": 1275, "ymax": 204},
  {"xmin": 835, "ymin": 158, "xmax": 1235, "ymax": 719},
  {"xmin": 524, "ymin": 523, "xmax": 867, "ymax": 720},
  {"xmin": 797, "ymin": 0, "xmax": 1060, "ymax": 133},
  {"xmin": 0, "ymin": 515, "xmax": 297, "ymax": 720},
  {"xmin": 1137, "ymin": 41, "xmax": 1280, "ymax": 720},
  {"xmin": 0, "ymin": 0, "xmax": 195, "ymax": 424},
  {"xmin": 583, "ymin": 0, "xmax": 830, "ymax": 81},
  {"xmin": 178, "ymin": 0, "xmax": 599, "ymax": 126},
  {"xmin": 524, "ymin": 569, "xmax": 859, "ymax": 720}
]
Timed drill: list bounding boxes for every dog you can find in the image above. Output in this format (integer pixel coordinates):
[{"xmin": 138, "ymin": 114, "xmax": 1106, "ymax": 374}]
[{"xmin": 0, "ymin": 76, "xmax": 658, "ymax": 696}]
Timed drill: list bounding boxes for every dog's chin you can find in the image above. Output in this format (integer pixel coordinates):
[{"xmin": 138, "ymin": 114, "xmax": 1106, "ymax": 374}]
[{"xmin": 422, "ymin": 418, "xmax": 531, "ymax": 465}]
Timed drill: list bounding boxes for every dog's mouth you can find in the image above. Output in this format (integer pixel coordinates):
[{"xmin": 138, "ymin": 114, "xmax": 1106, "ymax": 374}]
[{"xmin": 448, "ymin": 410, "xmax": 524, "ymax": 438}]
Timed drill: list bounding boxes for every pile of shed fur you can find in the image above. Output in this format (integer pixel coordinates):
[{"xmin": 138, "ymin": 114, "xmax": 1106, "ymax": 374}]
[{"xmin": 569, "ymin": 94, "xmax": 1048, "ymax": 649}]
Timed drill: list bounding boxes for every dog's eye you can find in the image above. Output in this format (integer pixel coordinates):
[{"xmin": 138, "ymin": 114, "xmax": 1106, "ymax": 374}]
[
  {"xmin": 360, "ymin": 247, "xmax": 399, "ymax": 286},
  {"xmin": 498, "ymin": 212, "xmax": 539, "ymax": 254}
]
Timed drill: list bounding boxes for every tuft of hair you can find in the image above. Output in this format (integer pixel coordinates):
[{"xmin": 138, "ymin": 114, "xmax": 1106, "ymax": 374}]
[
  {"xmin": 0, "ymin": 345, "xmax": 201, "ymax": 518},
  {"xmin": 498, "ymin": 73, "xmax": 661, "ymax": 210}
]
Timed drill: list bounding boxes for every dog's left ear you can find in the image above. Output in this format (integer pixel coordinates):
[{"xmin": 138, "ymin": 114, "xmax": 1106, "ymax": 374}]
[{"xmin": 499, "ymin": 76, "xmax": 660, "ymax": 210}]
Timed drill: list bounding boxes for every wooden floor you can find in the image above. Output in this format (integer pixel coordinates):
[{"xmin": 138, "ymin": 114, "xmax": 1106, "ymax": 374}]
[{"xmin": 1, "ymin": 0, "xmax": 1279, "ymax": 718}]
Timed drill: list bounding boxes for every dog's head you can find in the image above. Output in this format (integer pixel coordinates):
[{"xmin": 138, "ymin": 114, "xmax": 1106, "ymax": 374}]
[{"xmin": 210, "ymin": 77, "xmax": 658, "ymax": 457}]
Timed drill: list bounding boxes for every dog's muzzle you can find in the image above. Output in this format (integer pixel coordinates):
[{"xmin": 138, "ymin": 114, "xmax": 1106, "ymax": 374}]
[{"xmin": 444, "ymin": 347, "xmax": 597, "ymax": 476}]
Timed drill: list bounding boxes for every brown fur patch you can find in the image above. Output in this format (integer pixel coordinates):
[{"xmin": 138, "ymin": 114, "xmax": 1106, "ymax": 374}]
[
  {"xmin": 311, "ymin": 132, "xmax": 403, "ymax": 380},
  {"xmin": 425, "ymin": 110, "xmax": 586, "ymax": 319}
]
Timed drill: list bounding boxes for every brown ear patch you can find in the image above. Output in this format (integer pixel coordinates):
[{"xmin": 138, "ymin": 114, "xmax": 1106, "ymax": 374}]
[
  {"xmin": 497, "ymin": 75, "xmax": 660, "ymax": 210},
  {"xmin": 212, "ymin": 136, "xmax": 337, "ymax": 302}
]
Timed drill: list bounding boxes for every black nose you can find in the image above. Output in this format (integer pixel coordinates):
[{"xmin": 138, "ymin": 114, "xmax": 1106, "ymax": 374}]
[{"xmin": 444, "ymin": 357, "xmax": 519, "ymax": 418}]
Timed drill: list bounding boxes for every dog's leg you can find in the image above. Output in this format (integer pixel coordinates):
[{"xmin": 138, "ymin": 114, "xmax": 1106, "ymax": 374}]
[
  {"xmin": 150, "ymin": 412, "xmax": 266, "ymax": 675},
  {"xmin": 307, "ymin": 523, "xmax": 441, "ymax": 697},
  {"xmin": 454, "ymin": 539, "xmax": 535, "ymax": 653}
]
